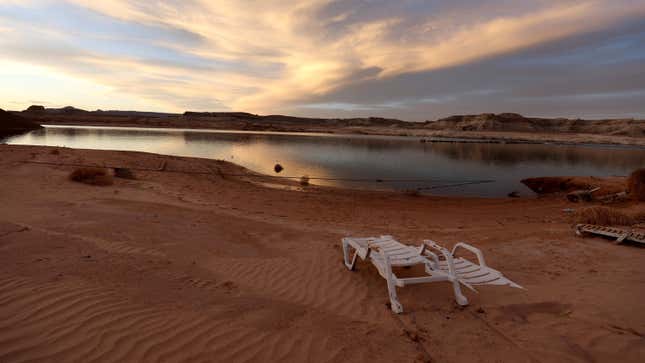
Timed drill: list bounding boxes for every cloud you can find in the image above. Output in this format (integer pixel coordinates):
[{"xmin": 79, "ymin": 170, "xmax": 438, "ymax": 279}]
[
  {"xmin": 0, "ymin": 0, "xmax": 644, "ymax": 119},
  {"xmin": 289, "ymin": 17, "xmax": 645, "ymax": 120}
]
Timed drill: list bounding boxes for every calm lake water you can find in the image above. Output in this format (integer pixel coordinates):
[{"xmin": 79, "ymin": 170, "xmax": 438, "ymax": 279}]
[{"xmin": 5, "ymin": 125, "xmax": 645, "ymax": 197}]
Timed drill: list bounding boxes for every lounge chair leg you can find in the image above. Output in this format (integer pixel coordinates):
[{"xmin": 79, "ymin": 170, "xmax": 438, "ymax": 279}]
[
  {"xmin": 430, "ymin": 242, "xmax": 469, "ymax": 306},
  {"xmin": 451, "ymin": 279, "xmax": 468, "ymax": 306},
  {"xmin": 350, "ymin": 252, "xmax": 358, "ymax": 270},
  {"xmin": 386, "ymin": 277, "xmax": 403, "ymax": 313},
  {"xmin": 381, "ymin": 251, "xmax": 403, "ymax": 313},
  {"xmin": 342, "ymin": 239, "xmax": 358, "ymax": 270}
]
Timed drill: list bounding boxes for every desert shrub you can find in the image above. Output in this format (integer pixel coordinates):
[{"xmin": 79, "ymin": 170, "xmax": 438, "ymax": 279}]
[
  {"xmin": 632, "ymin": 210, "xmax": 645, "ymax": 224},
  {"xmin": 274, "ymin": 163, "xmax": 283, "ymax": 173},
  {"xmin": 299, "ymin": 175, "xmax": 310, "ymax": 186},
  {"xmin": 114, "ymin": 167, "xmax": 135, "ymax": 179},
  {"xmin": 404, "ymin": 189, "xmax": 421, "ymax": 197},
  {"xmin": 573, "ymin": 206, "xmax": 634, "ymax": 226},
  {"xmin": 626, "ymin": 168, "xmax": 645, "ymax": 201},
  {"xmin": 69, "ymin": 167, "xmax": 113, "ymax": 186}
]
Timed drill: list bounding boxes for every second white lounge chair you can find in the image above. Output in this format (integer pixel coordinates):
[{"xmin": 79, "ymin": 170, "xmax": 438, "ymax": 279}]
[
  {"xmin": 576, "ymin": 223, "xmax": 645, "ymax": 245},
  {"xmin": 342, "ymin": 235, "xmax": 522, "ymax": 313}
]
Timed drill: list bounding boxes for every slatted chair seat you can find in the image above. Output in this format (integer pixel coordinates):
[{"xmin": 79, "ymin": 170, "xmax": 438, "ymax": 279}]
[{"xmin": 576, "ymin": 224, "xmax": 645, "ymax": 245}]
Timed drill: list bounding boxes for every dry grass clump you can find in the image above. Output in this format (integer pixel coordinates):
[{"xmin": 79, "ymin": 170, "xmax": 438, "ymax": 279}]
[
  {"xmin": 69, "ymin": 167, "xmax": 113, "ymax": 186},
  {"xmin": 633, "ymin": 210, "xmax": 645, "ymax": 223},
  {"xmin": 573, "ymin": 206, "xmax": 634, "ymax": 226},
  {"xmin": 113, "ymin": 167, "xmax": 135, "ymax": 179},
  {"xmin": 404, "ymin": 189, "xmax": 421, "ymax": 197},
  {"xmin": 299, "ymin": 175, "xmax": 310, "ymax": 186},
  {"xmin": 627, "ymin": 168, "xmax": 645, "ymax": 201}
]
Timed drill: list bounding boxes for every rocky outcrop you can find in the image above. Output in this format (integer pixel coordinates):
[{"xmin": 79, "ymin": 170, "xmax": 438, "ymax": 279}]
[
  {"xmin": 25, "ymin": 105, "xmax": 46, "ymax": 112},
  {"xmin": 424, "ymin": 113, "xmax": 644, "ymax": 137},
  {"xmin": 183, "ymin": 111, "xmax": 259, "ymax": 118},
  {"xmin": 182, "ymin": 112, "xmax": 409, "ymax": 127},
  {"xmin": 0, "ymin": 108, "xmax": 42, "ymax": 139}
]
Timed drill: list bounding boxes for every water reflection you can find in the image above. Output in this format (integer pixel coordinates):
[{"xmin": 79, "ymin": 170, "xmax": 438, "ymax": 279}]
[
  {"xmin": 425, "ymin": 142, "xmax": 645, "ymax": 168},
  {"xmin": 5, "ymin": 126, "xmax": 645, "ymax": 197}
]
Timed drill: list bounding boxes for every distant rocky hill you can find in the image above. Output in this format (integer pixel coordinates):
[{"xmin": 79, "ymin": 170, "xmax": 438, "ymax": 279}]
[
  {"xmin": 0, "ymin": 108, "xmax": 42, "ymax": 138},
  {"xmin": 182, "ymin": 111, "xmax": 409, "ymax": 127},
  {"xmin": 424, "ymin": 113, "xmax": 644, "ymax": 137},
  {"xmin": 16, "ymin": 106, "xmax": 410, "ymax": 129},
  {"xmin": 10, "ymin": 106, "xmax": 645, "ymax": 142}
]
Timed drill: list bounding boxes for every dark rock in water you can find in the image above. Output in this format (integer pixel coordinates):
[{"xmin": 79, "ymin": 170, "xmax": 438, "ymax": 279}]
[
  {"xmin": 274, "ymin": 163, "xmax": 283, "ymax": 173},
  {"xmin": 508, "ymin": 191, "xmax": 520, "ymax": 198}
]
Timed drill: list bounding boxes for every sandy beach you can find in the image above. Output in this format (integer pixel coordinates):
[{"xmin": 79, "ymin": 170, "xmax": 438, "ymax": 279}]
[{"xmin": 1, "ymin": 144, "xmax": 643, "ymax": 362}]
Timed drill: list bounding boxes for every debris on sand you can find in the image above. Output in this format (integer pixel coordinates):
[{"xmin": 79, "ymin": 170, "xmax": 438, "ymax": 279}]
[
  {"xmin": 522, "ymin": 176, "xmax": 625, "ymax": 197},
  {"xmin": 566, "ymin": 187, "xmax": 600, "ymax": 202},
  {"xmin": 598, "ymin": 192, "xmax": 629, "ymax": 204},
  {"xmin": 274, "ymin": 163, "xmax": 283, "ymax": 173}
]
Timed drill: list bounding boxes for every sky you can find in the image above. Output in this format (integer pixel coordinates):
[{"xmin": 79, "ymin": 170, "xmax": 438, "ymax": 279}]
[{"xmin": 1, "ymin": 0, "xmax": 644, "ymax": 121}]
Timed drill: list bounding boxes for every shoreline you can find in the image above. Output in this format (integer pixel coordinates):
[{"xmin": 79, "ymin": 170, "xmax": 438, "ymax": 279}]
[{"xmin": 8, "ymin": 144, "xmax": 498, "ymax": 199}]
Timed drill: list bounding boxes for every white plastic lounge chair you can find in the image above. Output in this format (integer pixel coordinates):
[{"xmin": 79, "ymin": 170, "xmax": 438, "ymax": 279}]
[{"xmin": 342, "ymin": 235, "xmax": 522, "ymax": 313}]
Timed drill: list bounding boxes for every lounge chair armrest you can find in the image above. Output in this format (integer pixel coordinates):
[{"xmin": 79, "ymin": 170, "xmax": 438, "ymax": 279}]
[
  {"xmin": 425, "ymin": 250, "xmax": 441, "ymax": 267},
  {"xmin": 422, "ymin": 240, "xmax": 457, "ymax": 277},
  {"xmin": 422, "ymin": 239, "xmax": 447, "ymax": 254},
  {"xmin": 451, "ymin": 242, "xmax": 487, "ymax": 267},
  {"xmin": 418, "ymin": 246, "xmax": 440, "ymax": 269}
]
